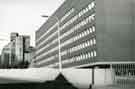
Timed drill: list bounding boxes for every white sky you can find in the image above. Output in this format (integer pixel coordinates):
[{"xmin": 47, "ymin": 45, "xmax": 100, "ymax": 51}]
[{"xmin": 0, "ymin": 0, "xmax": 65, "ymax": 53}]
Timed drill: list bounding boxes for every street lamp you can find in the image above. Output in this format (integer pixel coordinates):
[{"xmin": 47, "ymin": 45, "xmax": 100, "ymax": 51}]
[{"xmin": 41, "ymin": 15, "xmax": 62, "ymax": 72}]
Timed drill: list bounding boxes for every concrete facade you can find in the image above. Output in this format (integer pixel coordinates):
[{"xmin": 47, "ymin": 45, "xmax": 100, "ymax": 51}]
[
  {"xmin": 35, "ymin": 0, "xmax": 96, "ymax": 68},
  {"xmin": 96, "ymin": 0, "xmax": 135, "ymax": 62},
  {"xmin": 33, "ymin": 0, "xmax": 135, "ymax": 87},
  {"xmin": 34, "ymin": 0, "xmax": 135, "ymax": 68}
]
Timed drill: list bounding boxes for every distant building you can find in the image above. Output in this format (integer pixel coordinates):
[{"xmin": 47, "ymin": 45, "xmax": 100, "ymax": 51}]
[
  {"xmin": 10, "ymin": 40, "xmax": 16, "ymax": 67},
  {"xmin": 10, "ymin": 32, "xmax": 18, "ymax": 41},
  {"xmin": 1, "ymin": 43, "xmax": 11, "ymax": 68},
  {"xmin": 25, "ymin": 46, "xmax": 35, "ymax": 63},
  {"xmin": 15, "ymin": 36, "xmax": 24, "ymax": 63},
  {"xmin": 23, "ymin": 36, "xmax": 30, "ymax": 52},
  {"xmin": 0, "ymin": 55, "xmax": 1, "ymax": 67},
  {"xmin": 1, "ymin": 32, "xmax": 34, "ymax": 68}
]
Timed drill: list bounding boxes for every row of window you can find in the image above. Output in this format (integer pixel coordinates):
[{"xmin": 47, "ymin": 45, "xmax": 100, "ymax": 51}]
[
  {"xmin": 37, "ymin": 37, "xmax": 96, "ymax": 65},
  {"xmin": 36, "ymin": 37, "xmax": 58, "ymax": 55},
  {"xmin": 36, "ymin": 1, "xmax": 96, "ymax": 63},
  {"xmin": 38, "ymin": 10, "xmax": 77, "ymax": 47},
  {"xmin": 36, "ymin": 8, "xmax": 74, "ymax": 44},
  {"xmin": 60, "ymin": 1, "xmax": 95, "ymax": 31},
  {"xmin": 78, "ymin": 1, "xmax": 95, "ymax": 17},
  {"xmin": 62, "ymin": 50, "xmax": 97, "ymax": 65},
  {"xmin": 37, "ymin": 8, "xmax": 75, "ymax": 49},
  {"xmin": 36, "ymin": 16, "xmax": 96, "ymax": 62},
  {"xmin": 37, "ymin": 8, "xmax": 76, "ymax": 49},
  {"xmin": 61, "ymin": 13, "xmax": 95, "ymax": 48},
  {"xmin": 61, "ymin": 8, "xmax": 75, "ymax": 22},
  {"xmin": 114, "ymin": 64, "xmax": 135, "ymax": 77},
  {"xmin": 36, "ymin": 54, "xmax": 58, "ymax": 65},
  {"xmin": 36, "ymin": 8, "xmax": 75, "ymax": 44},
  {"xmin": 73, "ymin": 26, "xmax": 95, "ymax": 41},
  {"xmin": 37, "ymin": 13, "xmax": 95, "ymax": 56},
  {"xmin": 60, "ymin": 13, "xmax": 78, "ymax": 31},
  {"xmin": 61, "ymin": 38, "xmax": 96, "ymax": 56},
  {"xmin": 37, "ymin": 1, "xmax": 95, "ymax": 46},
  {"xmin": 36, "ymin": 45, "xmax": 58, "ymax": 60},
  {"xmin": 46, "ymin": 50, "xmax": 97, "ymax": 68},
  {"xmin": 37, "ymin": 29, "xmax": 58, "ymax": 49},
  {"xmin": 47, "ymin": 62, "xmax": 59, "ymax": 68},
  {"xmin": 61, "ymin": 13, "xmax": 95, "ymax": 40},
  {"xmin": 36, "ymin": 22, "xmax": 58, "ymax": 44}
]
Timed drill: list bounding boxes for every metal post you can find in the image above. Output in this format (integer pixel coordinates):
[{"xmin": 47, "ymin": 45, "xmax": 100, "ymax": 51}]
[
  {"xmin": 42, "ymin": 15, "xmax": 62, "ymax": 72},
  {"xmin": 56, "ymin": 17, "xmax": 62, "ymax": 72},
  {"xmin": 92, "ymin": 67, "xmax": 94, "ymax": 85},
  {"xmin": 110, "ymin": 64, "xmax": 115, "ymax": 84}
]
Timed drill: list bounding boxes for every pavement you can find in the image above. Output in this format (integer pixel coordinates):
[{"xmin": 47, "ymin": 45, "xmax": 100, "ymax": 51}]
[{"xmin": 92, "ymin": 85, "xmax": 135, "ymax": 89}]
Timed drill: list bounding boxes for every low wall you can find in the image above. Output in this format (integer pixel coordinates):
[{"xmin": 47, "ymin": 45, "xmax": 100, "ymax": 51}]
[{"xmin": 94, "ymin": 69, "xmax": 114, "ymax": 86}]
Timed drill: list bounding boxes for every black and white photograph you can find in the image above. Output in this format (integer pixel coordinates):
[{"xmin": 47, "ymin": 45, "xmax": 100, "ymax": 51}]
[{"xmin": 0, "ymin": 0, "xmax": 135, "ymax": 89}]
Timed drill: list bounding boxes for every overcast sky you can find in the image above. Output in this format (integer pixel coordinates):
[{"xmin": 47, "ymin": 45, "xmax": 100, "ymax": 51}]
[{"xmin": 0, "ymin": 0, "xmax": 65, "ymax": 53}]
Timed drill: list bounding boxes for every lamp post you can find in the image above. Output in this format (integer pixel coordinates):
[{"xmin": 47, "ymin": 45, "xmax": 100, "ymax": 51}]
[{"xmin": 42, "ymin": 15, "xmax": 62, "ymax": 72}]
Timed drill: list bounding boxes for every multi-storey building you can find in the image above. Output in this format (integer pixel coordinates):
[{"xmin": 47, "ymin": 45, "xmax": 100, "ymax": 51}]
[
  {"xmin": 1, "ymin": 33, "xmax": 33, "ymax": 68},
  {"xmin": 15, "ymin": 36, "xmax": 24, "ymax": 63},
  {"xmin": 34, "ymin": 0, "xmax": 135, "ymax": 87},
  {"xmin": 1, "ymin": 43, "xmax": 11, "ymax": 68},
  {"xmin": 23, "ymin": 36, "xmax": 30, "ymax": 52},
  {"xmin": 34, "ymin": 0, "xmax": 96, "ymax": 68},
  {"xmin": 25, "ymin": 46, "xmax": 35, "ymax": 63}
]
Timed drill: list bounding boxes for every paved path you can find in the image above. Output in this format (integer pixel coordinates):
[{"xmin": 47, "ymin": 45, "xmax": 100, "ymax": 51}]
[{"xmin": 93, "ymin": 85, "xmax": 135, "ymax": 89}]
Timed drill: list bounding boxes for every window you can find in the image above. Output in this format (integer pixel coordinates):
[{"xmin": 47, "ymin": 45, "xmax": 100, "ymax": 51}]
[
  {"xmin": 93, "ymin": 38, "xmax": 96, "ymax": 45},
  {"xmin": 79, "ymin": 34, "xmax": 81, "ymax": 39},
  {"xmin": 87, "ymin": 41, "xmax": 90, "ymax": 46},
  {"xmin": 91, "ymin": 2, "xmax": 95, "ymax": 8},
  {"xmin": 82, "ymin": 54, "xmax": 85, "ymax": 59},
  {"xmin": 79, "ymin": 12, "xmax": 81, "ymax": 17},
  {"xmin": 92, "ymin": 26, "xmax": 95, "ymax": 32},
  {"xmin": 89, "ymin": 16, "xmax": 92, "ymax": 22},
  {"xmin": 85, "ymin": 42, "xmax": 88, "ymax": 47},
  {"xmin": 90, "ymin": 39, "xmax": 93, "ymax": 46},
  {"xmin": 80, "ymin": 55, "xmax": 82, "ymax": 61},
  {"xmin": 93, "ymin": 50, "xmax": 97, "ymax": 57},
  {"xmin": 84, "ymin": 31, "xmax": 87, "ymax": 36},
  {"xmin": 91, "ymin": 14, "xmax": 95, "ymax": 21},
  {"xmin": 91, "ymin": 51, "xmax": 94, "ymax": 58},
  {"xmin": 61, "ymin": 8, "xmax": 75, "ymax": 22},
  {"xmin": 82, "ymin": 43, "xmax": 84, "ymax": 48},
  {"xmin": 87, "ymin": 29, "xmax": 90, "ymax": 34},
  {"xmin": 78, "ymin": 56, "xmax": 80, "ymax": 61},
  {"xmin": 114, "ymin": 64, "xmax": 135, "ymax": 77},
  {"xmin": 88, "ymin": 53, "xmax": 91, "ymax": 58},
  {"xmin": 85, "ymin": 7, "xmax": 89, "ymax": 12},
  {"xmin": 79, "ymin": 44, "xmax": 81, "ymax": 49},
  {"xmin": 89, "ymin": 28, "xmax": 92, "ymax": 33},
  {"xmin": 82, "ymin": 32, "xmax": 84, "ymax": 37},
  {"xmin": 88, "ymin": 3, "xmax": 92, "ymax": 10}
]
